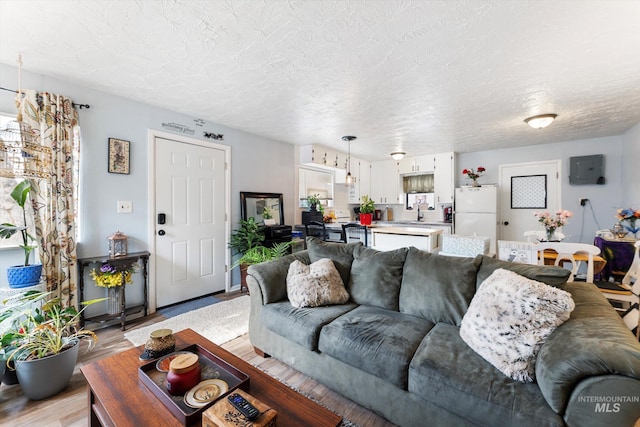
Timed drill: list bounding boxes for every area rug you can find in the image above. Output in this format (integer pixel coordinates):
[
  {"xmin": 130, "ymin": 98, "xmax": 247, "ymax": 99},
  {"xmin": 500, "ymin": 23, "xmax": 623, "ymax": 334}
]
[
  {"xmin": 124, "ymin": 295, "xmax": 250, "ymax": 346},
  {"xmin": 158, "ymin": 295, "xmax": 221, "ymax": 318}
]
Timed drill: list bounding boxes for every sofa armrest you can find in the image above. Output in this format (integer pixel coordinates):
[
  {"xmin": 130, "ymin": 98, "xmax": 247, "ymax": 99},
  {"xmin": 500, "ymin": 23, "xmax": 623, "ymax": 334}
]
[
  {"xmin": 246, "ymin": 251, "xmax": 310, "ymax": 304},
  {"xmin": 535, "ymin": 282, "xmax": 640, "ymax": 416}
]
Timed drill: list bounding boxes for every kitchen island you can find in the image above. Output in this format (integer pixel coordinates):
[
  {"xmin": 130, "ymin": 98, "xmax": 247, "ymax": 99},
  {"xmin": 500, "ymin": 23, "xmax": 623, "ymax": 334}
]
[{"xmin": 371, "ymin": 227, "xmax": 442, "ymax": 252}]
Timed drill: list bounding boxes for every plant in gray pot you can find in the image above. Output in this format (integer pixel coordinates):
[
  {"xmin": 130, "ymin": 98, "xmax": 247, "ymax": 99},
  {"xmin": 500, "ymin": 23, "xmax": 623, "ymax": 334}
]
[
  {"xmin": 1, "ymin": 290, "xmax": 102, "ymax": 400},
  {"xmin": 0, "ymin": 180, "xmax": 42, "ymax": 288}
]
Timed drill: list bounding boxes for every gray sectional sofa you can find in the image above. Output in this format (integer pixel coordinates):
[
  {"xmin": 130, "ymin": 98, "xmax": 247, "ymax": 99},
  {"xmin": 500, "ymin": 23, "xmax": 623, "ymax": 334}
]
[{"xmin": 246, "ymin": 238, "xmax": 640, "ymax": 427}]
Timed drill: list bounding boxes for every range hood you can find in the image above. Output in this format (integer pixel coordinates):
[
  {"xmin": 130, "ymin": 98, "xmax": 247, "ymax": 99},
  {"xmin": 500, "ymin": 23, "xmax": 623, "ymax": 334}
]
[{"xmin": 403, "ymin": 174, "xmax": 434, "ymax": 193}]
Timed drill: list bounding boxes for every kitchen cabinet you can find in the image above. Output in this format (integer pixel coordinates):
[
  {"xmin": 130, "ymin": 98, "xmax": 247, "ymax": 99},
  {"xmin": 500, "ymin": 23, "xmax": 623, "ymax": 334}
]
[
  {"xmin": 299, "ymin": 145, "xmax": 338, "ymax": 168},
  {"xmin": 371, "ymin": 160, "xmax": 401, "ymax": 204},
  {"xmin": 398, "ymin": 155, "xmax": 434, "ymax": 174},
  {"xmin": 347, "ymin": 158, "xmax": 371, "ymax": 203},
  {"xmin": 433, "ymin": 152, "xmax": 454, "ymax": 204}
]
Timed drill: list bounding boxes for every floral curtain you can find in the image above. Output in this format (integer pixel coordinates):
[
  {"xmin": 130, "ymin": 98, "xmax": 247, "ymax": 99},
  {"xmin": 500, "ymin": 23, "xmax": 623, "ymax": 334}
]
[{"xmin": 17, "ymin": 90, "xmax": 81, "ymax": 308}]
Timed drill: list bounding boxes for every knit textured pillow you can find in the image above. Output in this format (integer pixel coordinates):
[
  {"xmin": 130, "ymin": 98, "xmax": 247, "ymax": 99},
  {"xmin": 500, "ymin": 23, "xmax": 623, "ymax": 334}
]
[
  {"xmin": 460, "ymin": 268, "xmax": 575, "ymax": 382},
  {"xmin": 286, "ymin": 258, "xmax": 350, "ymax": 308}
]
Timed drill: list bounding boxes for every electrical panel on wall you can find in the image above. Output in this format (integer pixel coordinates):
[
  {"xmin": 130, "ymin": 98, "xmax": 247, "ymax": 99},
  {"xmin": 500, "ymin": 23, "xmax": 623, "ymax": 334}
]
[{"xmin": 569, "ymin": 154, "xmax": 605, "ymax": 185}]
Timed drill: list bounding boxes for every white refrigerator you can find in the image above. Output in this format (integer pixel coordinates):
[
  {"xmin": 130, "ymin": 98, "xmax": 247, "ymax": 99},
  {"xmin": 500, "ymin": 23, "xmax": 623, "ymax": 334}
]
[{"xmin": 454, "ymin": 186, "xmax": 498, "ymax": 254}]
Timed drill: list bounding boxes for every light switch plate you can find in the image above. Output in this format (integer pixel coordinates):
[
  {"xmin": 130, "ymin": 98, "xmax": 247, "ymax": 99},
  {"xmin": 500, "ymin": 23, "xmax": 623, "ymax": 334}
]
[{"xmin": 117, "ymin": 200, "xmax": 132, "ymax": 213}]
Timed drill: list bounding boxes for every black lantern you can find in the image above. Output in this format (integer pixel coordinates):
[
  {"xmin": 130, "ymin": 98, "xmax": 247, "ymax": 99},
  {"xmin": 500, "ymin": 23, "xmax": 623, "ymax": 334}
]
[{"xmin": 108, "ymin": 231, "xmax": 128, "ymax": 258}]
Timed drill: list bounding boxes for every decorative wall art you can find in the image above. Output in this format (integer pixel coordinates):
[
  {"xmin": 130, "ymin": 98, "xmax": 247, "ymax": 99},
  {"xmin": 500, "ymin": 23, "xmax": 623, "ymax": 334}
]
[
  {"xmin": 511, "ymin": 175, "xmax": 546, "ymax": 209},
  {"xmin": 108, "ymin": 138, "xmax": 130, "ymax": 174}
]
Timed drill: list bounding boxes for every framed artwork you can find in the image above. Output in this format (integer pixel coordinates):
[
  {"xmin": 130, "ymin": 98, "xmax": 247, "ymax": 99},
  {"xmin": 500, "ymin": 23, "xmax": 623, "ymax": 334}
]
[
  {"xmin": 511, "ymin": 174, "xmax": 546, "ymax": 209},
  {"xmin": 108, "ymin": 138, "xmax": 130, "ymax": 174}
]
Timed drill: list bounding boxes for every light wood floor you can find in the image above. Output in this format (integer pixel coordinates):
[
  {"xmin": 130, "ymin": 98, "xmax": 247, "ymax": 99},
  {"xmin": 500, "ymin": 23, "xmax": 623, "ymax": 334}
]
[{"xmin": 0, "ymin": 291, "xmax": 395, "ymax": 427}]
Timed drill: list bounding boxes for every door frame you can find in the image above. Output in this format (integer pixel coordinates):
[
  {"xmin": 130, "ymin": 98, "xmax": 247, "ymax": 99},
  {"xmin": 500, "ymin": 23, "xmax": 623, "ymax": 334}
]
[
  {"xmin": 147, "ymin": 129, "xmax": 231, "ymax": 313},
  {"xmin": 498, "ymin": 159, "xmax": 561, "ymax": 241}
]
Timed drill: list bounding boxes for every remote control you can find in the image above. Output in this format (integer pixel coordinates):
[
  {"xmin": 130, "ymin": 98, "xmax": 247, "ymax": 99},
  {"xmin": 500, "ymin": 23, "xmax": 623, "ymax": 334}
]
[{"xmin": 227, "ymin": 393, "xmax": 260, "ymax": 420}]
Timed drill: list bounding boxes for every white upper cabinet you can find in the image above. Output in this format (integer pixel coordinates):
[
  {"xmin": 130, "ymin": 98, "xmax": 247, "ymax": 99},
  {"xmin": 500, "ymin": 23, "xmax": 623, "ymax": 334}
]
[
  {"xmin": 347, "ymin": 159, "xmax": 371, "ymax": 203},
  {"xmin": 371, "ymin": 160, "xmax": 401, "ymax": 204},
  {"xmin": 398, "ymin": 155, "xmax": 434, "ymax": 174},
  {"xmin": 300, "ymin": 145, "xmax": 337, "ymax": 168},
  {"xmin": 433, "ymin": 152, "xmax": 454, "ymax": 204}
]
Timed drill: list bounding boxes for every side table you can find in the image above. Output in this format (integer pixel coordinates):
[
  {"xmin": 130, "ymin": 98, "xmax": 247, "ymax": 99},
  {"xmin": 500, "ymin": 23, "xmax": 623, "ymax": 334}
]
[{"xmin": 78, "ymin": 251, "xmax": 150, "ymax": 330}]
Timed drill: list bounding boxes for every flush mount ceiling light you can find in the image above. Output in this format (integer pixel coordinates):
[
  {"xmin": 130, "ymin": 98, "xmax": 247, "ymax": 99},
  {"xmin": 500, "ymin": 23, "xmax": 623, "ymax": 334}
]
[
  {"xmin": 524, "ymin": 114, "xmax": 557, "ymax": 129},
  {"xmin": 342, "ymin": 135, "xmax": 357, "ymax": 186},
  {"xmin": 390, "ymin": 152, "xmax": 406, "ymax": 161}
]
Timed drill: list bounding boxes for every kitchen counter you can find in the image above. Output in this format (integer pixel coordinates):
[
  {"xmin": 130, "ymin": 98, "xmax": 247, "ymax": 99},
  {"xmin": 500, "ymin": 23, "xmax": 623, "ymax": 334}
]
[
  {"xmin": 371, "ymin": 227, "xmax": 442, "ymax": 252},
  {"xmin": 370, "ymin": 227, "xmax": 442, "ymax": 236}
]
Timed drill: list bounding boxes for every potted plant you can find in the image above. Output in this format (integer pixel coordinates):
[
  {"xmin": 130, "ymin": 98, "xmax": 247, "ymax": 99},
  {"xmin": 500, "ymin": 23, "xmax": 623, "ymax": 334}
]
[
  {"xmin": 230, "ymin": 241, "xmax": 293, "ymax": 272},
  {"xmin": 90, "ymin": 262, "xmax": 136, "ymax": 315},
  {"xmin": 0, "ymin": 290, "xmax": 103, "ymax": 400},
  {"xmin": 229, "ymin": 218, "xmax": 265, "ymax": 290},
  {"xmin": 0, "ymin": 180, "xmax": 42, "ymax": 288},
  {"xmin": 306, "ymin": 194, "xmax": 321, "ymax": 212},
  {"xmin": 360, "ymin": 195, "xmax": 375, "ymax": 225}
]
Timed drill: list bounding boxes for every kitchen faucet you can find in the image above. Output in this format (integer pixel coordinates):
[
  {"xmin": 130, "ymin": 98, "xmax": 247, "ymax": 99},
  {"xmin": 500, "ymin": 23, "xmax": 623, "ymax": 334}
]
[{"xmin": 417, "ymin": 204, "xmax": 424, "ymax": 221}]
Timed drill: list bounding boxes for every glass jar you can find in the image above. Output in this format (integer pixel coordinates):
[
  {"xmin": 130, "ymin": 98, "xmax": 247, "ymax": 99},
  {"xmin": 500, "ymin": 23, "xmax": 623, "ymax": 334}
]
[
  {"xmin": 166, "ymin": 353, "xmax": 201, "ymax": 396},
  {"xmin": 613, "ymin": 222, "xmax": 627, "ymax": 239}
]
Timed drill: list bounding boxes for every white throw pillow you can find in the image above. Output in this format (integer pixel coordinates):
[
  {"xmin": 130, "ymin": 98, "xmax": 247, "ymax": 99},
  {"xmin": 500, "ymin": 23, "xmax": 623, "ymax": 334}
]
[
  {"xmin": 460, "ymin": 268, "xmax": 575, "ymax": 382},
  {"xmin": 286, "ymin": 258, "xmax": 350, "ymax": 308}
]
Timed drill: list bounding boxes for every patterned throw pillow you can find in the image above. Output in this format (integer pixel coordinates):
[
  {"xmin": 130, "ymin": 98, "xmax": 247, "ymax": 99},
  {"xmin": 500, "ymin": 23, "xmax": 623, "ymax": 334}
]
[
  {"xmin": 286, "ymin": 258, "xmax": 350, "ymax": 308},
  {"xmin": 460, "ymin": 268, "xmax": 575, "ymax": 382}
]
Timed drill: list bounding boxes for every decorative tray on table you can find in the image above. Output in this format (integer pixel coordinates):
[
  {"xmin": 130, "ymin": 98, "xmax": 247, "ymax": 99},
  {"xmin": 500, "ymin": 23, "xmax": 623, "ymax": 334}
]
[{"xmin": 138, "ymin": 344, "xmax": 250, "ymax": 426}]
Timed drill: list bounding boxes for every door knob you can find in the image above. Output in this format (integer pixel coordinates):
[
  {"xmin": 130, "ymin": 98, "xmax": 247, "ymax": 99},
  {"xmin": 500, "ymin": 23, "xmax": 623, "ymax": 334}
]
[
  {"xmin": 503, "ymin": 221, "xmax": 509, "ymax": 226},
  {"xmin": 158, "ymin": 230, "xmax": 166, "ymax": 236}
]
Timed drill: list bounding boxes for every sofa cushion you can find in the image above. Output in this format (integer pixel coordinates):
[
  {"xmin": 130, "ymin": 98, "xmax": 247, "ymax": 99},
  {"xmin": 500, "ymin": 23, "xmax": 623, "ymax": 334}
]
[
  {"xmin": 248, "ymin": 252, "xmax": 311, "ymax": 304},
  {"xmin": 349, "ymin": 245, "xmax": 408, "ymax": 310},
  {"xmin": 409, "ymin": 323, "xmax": 563, "ymax": 427},
  {"xmin": 286, "ymin": 258, "xmax": 349, "ymax": 308},
  {"xmin": 399, "ymin": 248, "xmax": 478, "ymax": 326},
  {"xmin": 475, "ymin": 254, "xmax": 570, "ymax": 289},
  {"xmin": 307, "ymin": 237, "xmax": 361, "ymax": 286},
  {"xmin": 261, "ymin": 301, "xmax": 357, "ymax": 351},
  {"xmin": 318, "ymin": 305, "xmax": 433, "ymax": 389},
  {"xmin": 460, "ymin": 268, "xmax": 574, "ymax": 382}
]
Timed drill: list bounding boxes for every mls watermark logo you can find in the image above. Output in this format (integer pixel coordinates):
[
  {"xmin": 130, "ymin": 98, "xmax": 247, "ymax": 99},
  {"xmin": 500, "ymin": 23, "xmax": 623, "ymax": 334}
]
[{"xmin": 577, "ymin": 395, "xmax": 639, "ymax": 413}]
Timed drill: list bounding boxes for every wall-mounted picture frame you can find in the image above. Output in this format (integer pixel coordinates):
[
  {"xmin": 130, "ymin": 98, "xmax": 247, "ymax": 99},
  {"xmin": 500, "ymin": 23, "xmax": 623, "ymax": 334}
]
[{"xmin": 108, "ymin": 138, "xmax": 130, "ymax": 174}]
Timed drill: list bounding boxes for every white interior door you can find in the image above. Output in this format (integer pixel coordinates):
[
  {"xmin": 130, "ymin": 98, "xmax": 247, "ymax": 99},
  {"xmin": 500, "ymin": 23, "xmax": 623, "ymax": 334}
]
[
  {"xmin": 499, "ymin": 161, "xmax": 561, "ymax": 242},
  {"xmin": 155, "ymin": 136, "xmax": 227, "ymax": 307}
]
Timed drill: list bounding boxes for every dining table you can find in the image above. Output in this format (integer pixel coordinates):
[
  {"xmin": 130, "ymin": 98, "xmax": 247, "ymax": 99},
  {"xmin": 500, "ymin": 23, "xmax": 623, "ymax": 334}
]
[
  {"xmin": 593, "ymin": 236, "xmax": 637, "ymax": 281},
  {"xmin": 541, "ymin": 250, "xmax": 607, "ymax": 276}
]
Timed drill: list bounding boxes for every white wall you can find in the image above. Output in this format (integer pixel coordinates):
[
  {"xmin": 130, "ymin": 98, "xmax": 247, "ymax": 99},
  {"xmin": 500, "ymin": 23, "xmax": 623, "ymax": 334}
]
[
  {"xmin": 621, "ymin": 122, "xmax": 640, "ymax": 206},
  {"xmin": 0, "ymin": 63, "xmax": 296, "ymax": 288},
  {"xmin": 457, "ymin": 136, "xmax": 624, "ymax": 243}
]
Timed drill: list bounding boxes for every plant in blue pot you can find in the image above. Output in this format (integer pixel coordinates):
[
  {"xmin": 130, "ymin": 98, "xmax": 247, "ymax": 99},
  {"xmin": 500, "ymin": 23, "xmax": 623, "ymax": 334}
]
[{"xmin": 0, "ymin": 180, "xmax": 42, "ymax": 288}]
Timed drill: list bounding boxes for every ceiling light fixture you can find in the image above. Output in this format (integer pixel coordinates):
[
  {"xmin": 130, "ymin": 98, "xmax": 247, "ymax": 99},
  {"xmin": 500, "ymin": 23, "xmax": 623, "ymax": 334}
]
[
  {"xmin": 524, "ymin": 114, "xmax": 557, "ymax": 129},
  {"xmin": 342, "ymin": 135, "xmax": 357, "ymax": 186},
  {"xmin": 390, "ymin": 152, "xmax": 406, "ymax": 161}
]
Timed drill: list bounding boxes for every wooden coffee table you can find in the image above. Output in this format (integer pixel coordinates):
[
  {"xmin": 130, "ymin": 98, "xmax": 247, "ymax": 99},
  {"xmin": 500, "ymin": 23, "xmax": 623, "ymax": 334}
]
[{"xmin": 81, "ymin": 328, "xmax": 342, "ymax": 427}]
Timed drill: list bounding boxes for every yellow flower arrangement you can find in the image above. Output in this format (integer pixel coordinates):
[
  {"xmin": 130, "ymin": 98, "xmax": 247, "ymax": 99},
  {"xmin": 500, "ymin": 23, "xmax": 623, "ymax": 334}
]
[{"xmin": 90, "ymin": 263, "xmax": 134, "ymax": 288}]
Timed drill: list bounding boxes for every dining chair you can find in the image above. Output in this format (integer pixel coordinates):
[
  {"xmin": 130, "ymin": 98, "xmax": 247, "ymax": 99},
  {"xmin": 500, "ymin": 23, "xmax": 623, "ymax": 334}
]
[
  {"xmin": 342, "ymin": 223, "xmax": 367, "ymax": 247},
  {"xmin": 524, "ymin": 230, "xmax": 566, "ymax": 242},
  {"xmin": 594, "ymin": 240, "xmax": 640, "ymax": 338},
  {"xmin": 304, "ymin": 221, "xmax": 329, "ymax": 242},
  {"xmin": 536, "ymin": 242, "xmax": 601, "ymax": 283}
]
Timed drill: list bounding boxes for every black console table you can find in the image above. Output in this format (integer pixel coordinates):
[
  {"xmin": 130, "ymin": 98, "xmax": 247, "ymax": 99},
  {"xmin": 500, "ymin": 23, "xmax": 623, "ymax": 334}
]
[{"xmin": 78, "ymin": 251, "xmax": 150, "ymax": 331}]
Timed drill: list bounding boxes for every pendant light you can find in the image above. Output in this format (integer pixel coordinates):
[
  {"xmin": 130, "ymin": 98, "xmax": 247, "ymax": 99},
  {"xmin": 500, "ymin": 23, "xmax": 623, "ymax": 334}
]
[{"xmin": 342, "ymin": 136, "xmax": 357, "ymax": 187}]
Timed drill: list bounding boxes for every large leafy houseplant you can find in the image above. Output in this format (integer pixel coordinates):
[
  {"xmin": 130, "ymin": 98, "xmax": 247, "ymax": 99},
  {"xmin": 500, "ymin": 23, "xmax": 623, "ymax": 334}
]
[
  {"xmin": 230, "ymin": 241, "xmax": 293, "ymax": 271},
  {"xmin": 0, "ymin": 180, "xmax": 38, "ymax": 266},
  {"xmin": 229, "ymin": 218, "xmax": 265, "ymax": 256},
  {"xmin": 0, "ymin": 290, "xmax": 103, "ymax": 399}
]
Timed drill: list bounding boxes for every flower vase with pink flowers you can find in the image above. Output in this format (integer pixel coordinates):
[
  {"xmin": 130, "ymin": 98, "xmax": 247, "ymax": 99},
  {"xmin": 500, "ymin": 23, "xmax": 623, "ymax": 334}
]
[{"xmin": 534, "ymin": 209, "xmax": 573, "ymax": 241}]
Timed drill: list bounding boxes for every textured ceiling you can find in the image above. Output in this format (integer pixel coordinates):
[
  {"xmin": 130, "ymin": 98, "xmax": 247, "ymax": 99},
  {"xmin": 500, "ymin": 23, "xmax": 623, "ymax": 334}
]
[{"xmin": 1, "ymin": 0, "xmax": 639, "ymax": 161}]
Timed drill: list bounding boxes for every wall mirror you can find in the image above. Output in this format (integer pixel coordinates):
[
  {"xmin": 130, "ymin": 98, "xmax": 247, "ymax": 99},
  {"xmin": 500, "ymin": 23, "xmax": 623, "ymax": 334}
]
[{"xmin": 240, "ymin": 192, "xmax": 285, "ymax": 225}]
